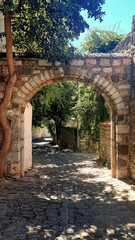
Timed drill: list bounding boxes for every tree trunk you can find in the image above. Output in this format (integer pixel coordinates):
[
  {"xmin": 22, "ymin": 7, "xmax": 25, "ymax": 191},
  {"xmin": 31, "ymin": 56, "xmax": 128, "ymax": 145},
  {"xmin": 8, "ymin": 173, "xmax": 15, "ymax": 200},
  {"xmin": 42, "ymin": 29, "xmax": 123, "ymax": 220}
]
[
  {"xmin": 55, "ymin": 123, "xmax": 61, "ymax": 145},
  {"xmin": 0, "ymin": 8, "xmax": 17, "ymax": 177}
]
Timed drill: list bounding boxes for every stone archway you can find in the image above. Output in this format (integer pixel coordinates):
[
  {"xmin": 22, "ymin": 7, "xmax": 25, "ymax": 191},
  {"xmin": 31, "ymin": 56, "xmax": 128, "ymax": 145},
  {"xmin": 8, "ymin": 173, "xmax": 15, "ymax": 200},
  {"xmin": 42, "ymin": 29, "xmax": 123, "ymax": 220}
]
[{"xmin": 0, "ymin": 53, "xmax": 132, "ymax": 179}]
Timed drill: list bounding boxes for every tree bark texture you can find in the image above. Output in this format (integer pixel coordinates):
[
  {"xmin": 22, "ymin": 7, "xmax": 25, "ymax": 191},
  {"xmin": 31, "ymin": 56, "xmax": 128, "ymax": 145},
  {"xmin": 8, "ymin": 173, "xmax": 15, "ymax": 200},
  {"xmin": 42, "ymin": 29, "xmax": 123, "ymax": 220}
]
[{"xmin": 0, "ymin": 8, "xmax": 17, "ymax": 177}]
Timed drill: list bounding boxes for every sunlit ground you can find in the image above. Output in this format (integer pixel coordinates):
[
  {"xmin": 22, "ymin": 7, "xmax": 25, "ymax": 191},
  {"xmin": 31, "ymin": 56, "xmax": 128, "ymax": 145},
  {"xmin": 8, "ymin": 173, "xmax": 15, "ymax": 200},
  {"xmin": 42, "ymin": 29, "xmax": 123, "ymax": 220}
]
[{"xmin": 0, "ymin": 141, "xmax": 135, "ymax": 239}]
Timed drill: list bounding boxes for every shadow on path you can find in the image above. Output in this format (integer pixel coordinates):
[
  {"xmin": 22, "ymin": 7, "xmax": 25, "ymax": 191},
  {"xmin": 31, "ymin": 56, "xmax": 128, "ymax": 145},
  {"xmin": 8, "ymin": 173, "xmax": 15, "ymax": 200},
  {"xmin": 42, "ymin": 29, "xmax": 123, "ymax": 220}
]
[{"xmin": 0, "ymin": 142, "xmax": 135, "ymax": 239}]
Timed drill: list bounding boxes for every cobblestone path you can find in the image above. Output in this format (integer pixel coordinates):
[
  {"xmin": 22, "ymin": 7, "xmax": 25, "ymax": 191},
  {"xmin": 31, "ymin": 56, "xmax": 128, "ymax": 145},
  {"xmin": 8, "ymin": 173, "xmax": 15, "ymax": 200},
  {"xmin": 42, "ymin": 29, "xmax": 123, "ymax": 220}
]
[{"xmin": 0, "ymin": 142, "xmax": 135, "ymax": 240}]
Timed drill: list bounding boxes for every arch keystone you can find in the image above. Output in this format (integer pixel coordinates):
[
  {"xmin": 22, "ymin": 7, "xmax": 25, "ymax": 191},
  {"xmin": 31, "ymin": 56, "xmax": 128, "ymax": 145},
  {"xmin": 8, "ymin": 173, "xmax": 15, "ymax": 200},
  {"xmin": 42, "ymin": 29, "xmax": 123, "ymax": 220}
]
[{"xmin": 93, "ymin": 75, "xmax": 100, "ymax": 83}]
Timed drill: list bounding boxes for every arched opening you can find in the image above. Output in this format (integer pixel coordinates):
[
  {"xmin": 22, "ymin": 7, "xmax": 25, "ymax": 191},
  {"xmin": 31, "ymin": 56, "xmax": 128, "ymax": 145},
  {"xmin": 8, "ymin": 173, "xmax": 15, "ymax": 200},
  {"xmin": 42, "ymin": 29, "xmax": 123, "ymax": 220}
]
[
  {"xmin": 19, "ymin": 78, "xmax": 116, "ymax": 179},
  {"xmin": 8, "ymin": 55, "xmax": 130, "ymax": 180}
]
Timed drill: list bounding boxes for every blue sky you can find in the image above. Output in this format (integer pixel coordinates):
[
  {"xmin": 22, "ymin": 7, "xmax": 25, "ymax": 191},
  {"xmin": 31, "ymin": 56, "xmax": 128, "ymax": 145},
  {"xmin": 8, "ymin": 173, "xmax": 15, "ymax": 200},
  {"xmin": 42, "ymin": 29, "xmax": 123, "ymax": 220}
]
[{"xmin": 72, "ymin": 0, "xmax": 135, "ymax": 48}]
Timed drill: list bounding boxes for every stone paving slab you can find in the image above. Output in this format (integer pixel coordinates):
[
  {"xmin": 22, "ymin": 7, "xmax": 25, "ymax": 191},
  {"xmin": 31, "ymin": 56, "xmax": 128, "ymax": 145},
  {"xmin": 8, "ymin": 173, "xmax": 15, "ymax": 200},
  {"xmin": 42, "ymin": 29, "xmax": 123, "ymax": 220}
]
[{"xmin": 0, "ymin": 145, "xmax": 135, "ymax": 239}]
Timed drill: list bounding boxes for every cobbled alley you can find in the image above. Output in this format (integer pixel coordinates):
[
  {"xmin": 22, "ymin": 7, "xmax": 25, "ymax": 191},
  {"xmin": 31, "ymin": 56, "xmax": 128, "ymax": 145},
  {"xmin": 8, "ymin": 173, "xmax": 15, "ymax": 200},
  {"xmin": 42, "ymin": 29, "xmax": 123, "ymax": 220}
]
[{"xmin": 0, "ymin": 140, "xmax": 135, "ymax": 240}]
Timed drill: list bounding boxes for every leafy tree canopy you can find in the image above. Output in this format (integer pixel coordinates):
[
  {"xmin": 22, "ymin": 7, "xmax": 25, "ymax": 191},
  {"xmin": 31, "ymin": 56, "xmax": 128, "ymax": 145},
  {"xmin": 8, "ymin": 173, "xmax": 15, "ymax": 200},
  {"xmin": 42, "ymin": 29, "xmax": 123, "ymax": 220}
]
[
  {"xmin": 77, "ymin": 28, "xmax": 124, "ymax": 141},
  {"xmin": 31, "ymin": 81, "xmax": 76, "ymax": 132},
  {"xmin": 0, "ymin": 0, "xmax": 105, "ymax": 61},
  {"xmin": 81, "ymin": 28, "xmax": 124, "ymax": 53},
  {"xmin": 75, "ymin": 83, "xmax": 109, "ymax": 142}
]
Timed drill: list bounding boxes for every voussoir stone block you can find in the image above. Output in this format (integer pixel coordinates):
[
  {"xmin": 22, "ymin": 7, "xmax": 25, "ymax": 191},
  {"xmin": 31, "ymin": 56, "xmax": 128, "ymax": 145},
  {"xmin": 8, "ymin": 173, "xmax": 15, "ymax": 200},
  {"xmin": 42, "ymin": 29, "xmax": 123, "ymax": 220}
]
[
  {"xmin": 33, "ymin": 75, "xmax": 41, "ymax": 84},
  {"xmin": 98, "ymin": 77, "xmax": 106, "ymax": 86},
  {"xmin": 114, "ymin": 97, "xmax": 123, "ymax": 104},
  {"xmin": 106, "ymin": 84, "xmax": 114, "ymax": 92},
  {"xmin": 44, "ymin": 70, "xmax": 51, "ymax": 80},
  {"xmin": 102, "ymin": 80, "xmax": 110, "ymax": 89},
  {"xmin": 29, "ymin": 78, "xmax": 38, "ymax": 88},
  {"xmin": 17, "ymin": 91, "xmax": 26, "ymax": 99},
  {"xmin": 93, "ymin": 75, "xmax": 100, "ymax": 83},
  {"xmin": 40, "ymin": 73, "xmax": 45, "ymax": 81},
  {"xmin": 117, "ymin": 102, "xmax": 125, "ymax": 110},
  {"xmin": 21, "ymin": 86, "xmax": 30, "ymax": 95},
  {"xmin": 109, "ymin": 87, "xmax": 117, "ymax": 96}
]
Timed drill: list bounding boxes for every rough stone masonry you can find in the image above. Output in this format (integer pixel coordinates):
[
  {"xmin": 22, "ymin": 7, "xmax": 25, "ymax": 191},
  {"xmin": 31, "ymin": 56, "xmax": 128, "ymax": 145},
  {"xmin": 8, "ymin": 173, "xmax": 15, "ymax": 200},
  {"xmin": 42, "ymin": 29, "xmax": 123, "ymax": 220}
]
[{"xmin": 0, "ymin": 16, "xmax": 135, "ymax": 180}]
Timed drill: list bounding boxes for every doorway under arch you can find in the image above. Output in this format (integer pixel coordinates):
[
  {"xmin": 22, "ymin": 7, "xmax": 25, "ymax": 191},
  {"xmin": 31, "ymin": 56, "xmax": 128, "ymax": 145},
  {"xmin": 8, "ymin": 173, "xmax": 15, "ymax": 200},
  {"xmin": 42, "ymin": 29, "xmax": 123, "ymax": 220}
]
[{"xmin": 5, "ymin": 54, "xmax": 131, "ymax": 179}]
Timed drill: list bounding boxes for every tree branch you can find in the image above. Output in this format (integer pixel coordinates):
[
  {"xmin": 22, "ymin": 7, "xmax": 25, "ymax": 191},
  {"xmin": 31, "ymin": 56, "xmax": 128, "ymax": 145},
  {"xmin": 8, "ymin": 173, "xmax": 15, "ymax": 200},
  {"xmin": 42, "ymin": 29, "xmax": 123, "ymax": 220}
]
[
  {"xmin": 4, "ymin": 8, "xmax": 14, "ymax": 76},
  {"xmin": 16, "ymin": 0, "xmax": 25, "ymax": 12}
]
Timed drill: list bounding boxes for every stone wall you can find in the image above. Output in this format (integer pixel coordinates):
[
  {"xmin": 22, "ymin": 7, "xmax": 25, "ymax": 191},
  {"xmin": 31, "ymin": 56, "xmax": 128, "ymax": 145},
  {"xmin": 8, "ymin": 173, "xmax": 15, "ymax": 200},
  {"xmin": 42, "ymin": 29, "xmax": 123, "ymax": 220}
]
[
  {"xmin": 0, "ymin": 52, "xmax": 133, "ymax": 179},
  {"xmin": 58, "ymin": 127, "xmax": 98, "ymax": 152},
  {"xmin": 112, "ymin": 15, "xmax": 135, "ymax": 180},
  {"xmin": 79, "ymin": 135, "xmax": 98, "ymax": 152},
  {"xmin": 32, "ymin": 126, "xmax": 51, "ymax": 140},
  {"xmin": 129, "ymin": 51, "xmax": 135, "ymax": 180},
  {"xmin": 98, "ymin": 122, "xmax": 111, "ymax": 166},
  {"xmin": 59, "ymin": 126, "xmax": 77, "ymax": 151}
]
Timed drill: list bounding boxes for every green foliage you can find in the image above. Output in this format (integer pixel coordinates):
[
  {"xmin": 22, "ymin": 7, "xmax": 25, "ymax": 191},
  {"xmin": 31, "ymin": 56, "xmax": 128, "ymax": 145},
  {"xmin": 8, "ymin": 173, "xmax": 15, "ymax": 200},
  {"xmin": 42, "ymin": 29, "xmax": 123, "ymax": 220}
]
[
  {"xmin": 1, "ymin": 0, "xmax": 105, "ymax": 62},
  {"xmin": 75, "ymin": 84, "xmax": 109, "ymax": 142},
  {"xmin": 77, "ymin": 28, "xmax": 124, "ymax": 142},
  {"xmin": 0, "ymin": 0, "xmax": 18, "ymax": 13},
  {"xmin": 31, "ymin": 81, "xmax": 109, "ymax": 143},
  {"xmin": 81, "ymin": 28, "xmax": 124, "ymax": 53},
  {"xmin": 31, "ymin": 81, "xmax": 76, "ymax": 136}
]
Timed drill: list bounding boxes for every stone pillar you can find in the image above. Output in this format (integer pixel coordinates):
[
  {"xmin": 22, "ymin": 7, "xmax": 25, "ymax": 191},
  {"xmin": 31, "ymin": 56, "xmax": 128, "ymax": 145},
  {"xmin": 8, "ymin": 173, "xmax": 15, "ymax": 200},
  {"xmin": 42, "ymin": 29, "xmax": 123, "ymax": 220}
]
[
  {"xmin": 4, "ymin": 109, "xmax": 21, "ymax": 178},
  {"xmin": 111, "ymin": 112, "xmax": 116, "ymax": 178},
  {"xmin": 115, "ymin": 115, "xmax": 130, "ymax": 179},
  {"xmin": 21, "ymin": 103, "xmax": 32, "ymax": 176},
  {"xmin": 129, "ymin": 53, "xmax": 135, "ymax": 180}
]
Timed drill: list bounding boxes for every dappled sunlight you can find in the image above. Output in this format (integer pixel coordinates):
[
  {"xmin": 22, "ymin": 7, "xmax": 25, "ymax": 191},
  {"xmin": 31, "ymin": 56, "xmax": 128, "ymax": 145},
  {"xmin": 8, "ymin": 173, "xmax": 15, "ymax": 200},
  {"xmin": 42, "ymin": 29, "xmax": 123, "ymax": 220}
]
[
  {"xmin": 0, "ymin": 144, "xmax": 135, "ymax": 239},
  {"xmin": 0, "ymin": 174, "xmax": 135, "ymax": 239},
  {"xmin": 35, "ymin": 164, "xmax": 59, "ymax": 169}
]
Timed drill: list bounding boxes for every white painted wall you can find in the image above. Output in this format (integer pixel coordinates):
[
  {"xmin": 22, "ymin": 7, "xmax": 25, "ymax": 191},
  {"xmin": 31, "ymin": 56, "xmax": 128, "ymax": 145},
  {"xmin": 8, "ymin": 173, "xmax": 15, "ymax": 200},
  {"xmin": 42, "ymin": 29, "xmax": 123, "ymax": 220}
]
[
  {"xmin": 21, "ymin": 102, "xmax": 32, "ymax": 176},
  {"xmin": 0, "ymin": 8, "xmax": 6, "ymax": 52},
  {"xmin": 32, "ymin": 126, "xmax": 51, "ymax": 139}
]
